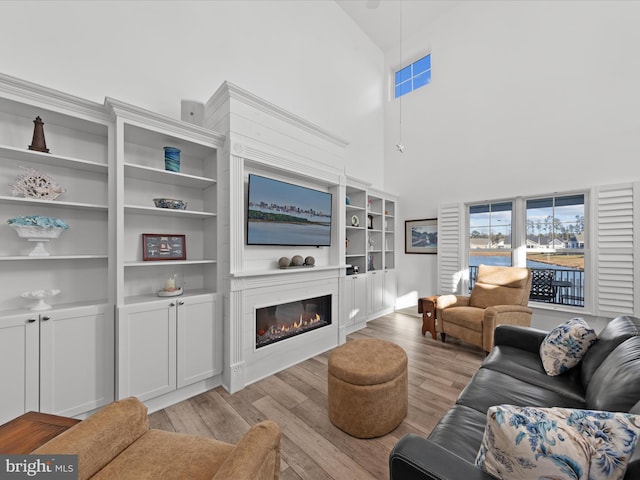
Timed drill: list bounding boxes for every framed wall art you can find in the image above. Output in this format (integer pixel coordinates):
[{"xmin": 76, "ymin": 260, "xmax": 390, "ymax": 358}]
[
  {"xmin": 405, "ymin": 218, "xmax": 437, "ymax": 254},
  {"xmin": 142, "ymin": 234, "xmax": 186, "ymax": 261}
]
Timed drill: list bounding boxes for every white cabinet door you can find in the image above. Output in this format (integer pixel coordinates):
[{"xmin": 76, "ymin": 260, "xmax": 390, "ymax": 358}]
[
  {"xmin": 40, "ymin": 305, "xmax": 114, "ymax": 417},
  {"xmin": 383, "ymin": 269, "xmax": 397, "ymax": 310},
  {"xmin": 177, "ymin": 294, "xmax": 220, "ymax": 388},
  {"xmin": 117, "ymin": 300, "xmax": 177, "ymax": 401},
  {"xmin": 345, "ymin": 274, "xmax": 367, "ymax": 327},
  {"xmin": 0, "ymin": 313, "xmax": 39, "ymax": 424},
  {"xmin": 367, "ymin": 271, "xmax": 385, "ymax": 315}
]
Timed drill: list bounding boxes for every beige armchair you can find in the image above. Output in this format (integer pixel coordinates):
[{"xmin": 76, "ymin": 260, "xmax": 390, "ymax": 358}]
[
  {"xmin": 437, "ymin": 265, "xmax": 533, "ymax": 353},
  {"xmin": 33, "ymin": 397, "xmax": 281, "ymax": 480}
]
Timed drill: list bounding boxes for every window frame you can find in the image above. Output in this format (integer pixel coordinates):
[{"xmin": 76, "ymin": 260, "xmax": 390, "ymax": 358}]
[
  {"xmin": 464, "ymin": 191, "xmax": 589, "ymax": 310},
  {"xmin": 394, "ymin": 53, "xmax": 431, "ymax": 99}
]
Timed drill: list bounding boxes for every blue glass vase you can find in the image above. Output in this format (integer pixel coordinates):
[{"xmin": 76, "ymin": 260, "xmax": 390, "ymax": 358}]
[{"xmin": 164, "ymin": 146, "xmax": 181, "ymax": 172}]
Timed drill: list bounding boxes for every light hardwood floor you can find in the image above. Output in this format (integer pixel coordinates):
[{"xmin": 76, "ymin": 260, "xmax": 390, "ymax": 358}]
[{"xmin": 149, "ymin": 311, "xmax": 484, "ymax": 480}]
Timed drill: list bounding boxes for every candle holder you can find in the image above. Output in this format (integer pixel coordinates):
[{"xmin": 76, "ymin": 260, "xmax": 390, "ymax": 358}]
[{"xmin": 157, "ymin": 273, "xmax": 183, "ymax": 297}]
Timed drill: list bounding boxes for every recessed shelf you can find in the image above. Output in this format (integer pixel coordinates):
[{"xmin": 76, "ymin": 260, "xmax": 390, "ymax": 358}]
[
  {"xmin": 124, "ymin": 163, "xmax": 216, "ymax": 189},
  {"xmin": 124, "ymin": 259, "xmax": 217, "ymax": 267},
  {"xmin": 123, "ymin": 288, "xmax": 213, "ymax": 305},
  {"xmin": 0, "ymin": 299, "xmax": 110, "ymax": 317},
  {"xmin": 0, "ymin": 195, "xmax": 107, "ymax": 211},
  {"xmin": 0, "ymin": 145, "xmax": 108, "ymax": 173},
  {"xmin": 0, "ymin": 255, "xmax": 107, "ymax": 261},
  {"xmin": 124, "ymin": 205, "xmax": 216, "ymax": 219}
]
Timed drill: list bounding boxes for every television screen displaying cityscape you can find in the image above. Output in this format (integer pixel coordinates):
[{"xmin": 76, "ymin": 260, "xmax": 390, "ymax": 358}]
[{"xmin": 247, "ymin": 174, "xmax": 332, "ymax": 247}]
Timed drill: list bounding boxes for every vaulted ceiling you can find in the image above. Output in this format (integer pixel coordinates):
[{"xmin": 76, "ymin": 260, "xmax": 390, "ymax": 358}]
[{"xmin": 334, "ymin": 0, "xmax": 460, "ymax": 51}]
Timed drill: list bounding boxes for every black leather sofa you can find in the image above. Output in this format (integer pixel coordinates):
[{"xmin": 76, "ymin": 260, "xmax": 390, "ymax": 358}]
[{"xmin": 389, "ymin": 315, "xmax": 640, "ymax": 480}]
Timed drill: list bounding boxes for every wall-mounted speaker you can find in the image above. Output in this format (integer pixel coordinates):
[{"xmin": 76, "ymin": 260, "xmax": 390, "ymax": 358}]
[{"xmin": 180, "ymin": 100, "xmax": 204, "ymax": 126}]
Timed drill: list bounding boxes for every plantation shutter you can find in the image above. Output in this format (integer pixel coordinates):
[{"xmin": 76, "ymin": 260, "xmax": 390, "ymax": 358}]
[
  {"xmin": 594, "ymin": 183, "xmax": 637, "ymax": 317},
  {"xmin": 438, "ymin": 203, "xmax": 464, "ymax": 294}
]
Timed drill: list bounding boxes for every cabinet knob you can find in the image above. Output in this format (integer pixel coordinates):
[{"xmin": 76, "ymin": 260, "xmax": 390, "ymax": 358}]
[
  {"xmin": 169, "ymin": 302, "xmax": 176, "ymax": 307},
  {"xmin": 41, "ymin": 316, "xmax": 50, "ymax": 321},
  {"xmin": 27, "ymin": 318, "xmax": 37, "ymax": 323},
  {"xmin": 178, "ymin": 301, "xmax": 185, "ymax": 306}
]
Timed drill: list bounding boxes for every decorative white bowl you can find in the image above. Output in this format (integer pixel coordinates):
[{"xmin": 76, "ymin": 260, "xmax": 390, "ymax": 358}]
[
  {"xmin": 21, "ymin": 289, "xmax": 61, "ymax": 311},
  {"xmin": 10, "ymin": 225, "xmax": 66, "ymax": 256},
  {"xmin": 153, "ymin": 198, "xmax": 187, "ymax": 210}
]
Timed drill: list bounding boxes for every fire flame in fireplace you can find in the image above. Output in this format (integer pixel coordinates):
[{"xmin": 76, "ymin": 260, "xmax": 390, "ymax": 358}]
[
  {"xmin": 255, "ymin": 295, "xmax": 331, "ymax": 348},
  {"xmin": 258, "ymin": 313, "xmax": 321, "ymax": 337}
]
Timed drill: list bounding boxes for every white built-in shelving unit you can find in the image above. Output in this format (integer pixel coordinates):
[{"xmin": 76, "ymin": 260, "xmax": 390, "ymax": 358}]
[
  {"xmin": 0, "ymin": 73, "xmax": 114, "ymax": 423},
  {"xmin": 107, "ymin": 99, "xmax": 224, "ymax": 306},
  {"xmin": 344, "ymin": 179, "xmax": 397, "ymax": 333}
]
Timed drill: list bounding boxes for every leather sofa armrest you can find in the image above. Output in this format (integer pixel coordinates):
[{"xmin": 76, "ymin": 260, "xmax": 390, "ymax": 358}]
[
  {"xmin": 212, "ymin": 420, "xmax": 281, "ymax": 480},
  {"xmin": 389, "ymin": 435, "xmax": 496, "ymax": 480},
  {"xmin": 493, "ymin": 324, "xmax": 548, "ymax": 353}
]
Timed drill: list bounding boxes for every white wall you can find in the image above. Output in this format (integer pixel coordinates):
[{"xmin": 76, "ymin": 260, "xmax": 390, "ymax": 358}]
[
  {"xmin": 0, "ymin": 0, "xmax": 384, "ymax": 186},
  {"xmin": 385, "ymin": 1, "xmax": 640, "ymax": 320}
]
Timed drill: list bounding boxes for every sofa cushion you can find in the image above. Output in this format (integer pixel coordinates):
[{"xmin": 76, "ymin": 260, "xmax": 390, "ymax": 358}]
[
  {"xmin": 539, "ymin": 317, "xmax": 597, "ymax": 376},
  {"xmin": 475, "ymin": 405, "xmax": 640, "ymax": 480},
  {"xmin": 91, "ymin": 429, "xmax": 234, "ymax": 480},
  {"xmin": 426, "ymin": 404, "xmax": 488, "ymax": 463},
  {"xmin": 581, "ymin": 315, "xmax": 640, "ymax": 388},
  {"xmin": 456, "ymin": 368, "xmax": 586, "ymax": 414},
  {"xmin": 482, "ymin": 345, "xmax": 585, "ymax": 403},
  {"xmin": 586, "ymin": 336, "xmax": 640, "ymax": 412}
]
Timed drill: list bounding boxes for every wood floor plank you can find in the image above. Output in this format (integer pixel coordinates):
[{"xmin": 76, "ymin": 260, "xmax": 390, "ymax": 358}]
[
  {"xmin": 188, "ymin": 389, "xmax": 250, "ymax": 444},
  {"xmin": 149, "ymin": 312, "xmax": 483, "ymax": 480},
  {"xmin": 254, "ymin": 396, "xmax": 376, "ymax": 480},
  {"xmin": 162, "ymin": 398, "xmax": 215, "ymax": 438}
]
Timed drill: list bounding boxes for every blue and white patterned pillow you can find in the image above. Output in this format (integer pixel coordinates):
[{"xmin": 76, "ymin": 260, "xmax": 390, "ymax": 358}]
[
  {"xmin": 475, "ymin": 405, "xmax": 640, "ymax": 480},
  {"xmin": 540, "ymin": 317, "xmax": 597, "ymax": 376}
]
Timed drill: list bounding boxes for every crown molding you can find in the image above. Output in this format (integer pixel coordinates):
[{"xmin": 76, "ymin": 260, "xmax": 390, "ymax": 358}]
[
  {"xmin": 205, "ymin": 81, "xmax": 349, "ymax": 149},
  {"xmin": 105, "ymin": 97, "xmax": 226, "ymax": 147},
  {"xmin": 0, "ymin": 72, "xmax": 110, "ymax": 124}
]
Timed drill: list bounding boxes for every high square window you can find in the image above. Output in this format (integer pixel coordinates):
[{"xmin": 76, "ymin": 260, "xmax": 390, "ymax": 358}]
[{"xmin": 395, "ymin": 54, "xmax": 431, "ymax": 98}]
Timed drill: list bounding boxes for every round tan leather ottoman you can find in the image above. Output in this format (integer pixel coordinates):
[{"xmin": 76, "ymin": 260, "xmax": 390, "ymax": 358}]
[{"xmin": 327, "ymin": 338, "xmax": 408, "ymax": 438}]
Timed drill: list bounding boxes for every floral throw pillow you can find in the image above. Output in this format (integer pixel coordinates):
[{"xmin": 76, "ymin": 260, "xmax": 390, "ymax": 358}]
[
  {"xmin": 539, "ymin": 317, "xmax": 597, "ymax": 376},
  {"xmin": 475, "ymin": 405, "xmax": 640, "ymax": 480}
]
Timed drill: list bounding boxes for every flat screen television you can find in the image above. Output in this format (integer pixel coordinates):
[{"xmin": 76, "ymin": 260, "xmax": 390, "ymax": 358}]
[{"xmin": 247, "ymin": 174, "xmax": 332, "ymax": 246}]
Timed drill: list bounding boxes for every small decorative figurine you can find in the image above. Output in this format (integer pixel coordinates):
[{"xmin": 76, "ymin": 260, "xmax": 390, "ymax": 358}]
[{"xmin": 28, "ymin": 116, "xmax": 49, "ymax": 153}]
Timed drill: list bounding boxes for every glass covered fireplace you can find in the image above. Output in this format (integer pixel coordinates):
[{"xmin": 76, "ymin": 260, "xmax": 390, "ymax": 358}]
[{"xmin": 256, "ymin": 294, "xmax": 332, "ymax": 349}]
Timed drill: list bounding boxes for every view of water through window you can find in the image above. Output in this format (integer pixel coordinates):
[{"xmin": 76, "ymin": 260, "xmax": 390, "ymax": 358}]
[{"xmin": 468, "ymin": 195, "xmax": 585, "ymax": 306}]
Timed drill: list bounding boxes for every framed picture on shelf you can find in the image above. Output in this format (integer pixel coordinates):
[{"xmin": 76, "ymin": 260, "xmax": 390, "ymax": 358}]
[
  {"xmin": 405, "ymin": 218, "xmax": 437, "ymax": 254},
  {"xmin": 142, "ymin": 234, "xmax": 186, "ymax": 261},
  {"xmin": 367, "ymin": 214, "xmax": 374, "ymax": 229}
]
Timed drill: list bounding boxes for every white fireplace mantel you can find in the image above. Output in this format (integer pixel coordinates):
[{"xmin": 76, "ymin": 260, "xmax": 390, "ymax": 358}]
[{"xmin": 204, "ymin": 82, "xmax": 349, "ymax": 393}]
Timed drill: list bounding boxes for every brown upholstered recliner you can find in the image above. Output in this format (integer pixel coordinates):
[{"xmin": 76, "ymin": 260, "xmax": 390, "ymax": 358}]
[
  {"xmin": 33, "ymin": 397, "xmax": 281, "ymax": 480},
  {"xmin": 437, "ymin": 264, "xmax": 533, "ymax": 353}
]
